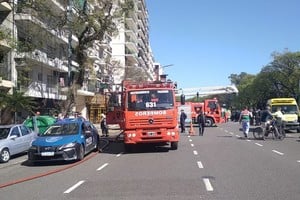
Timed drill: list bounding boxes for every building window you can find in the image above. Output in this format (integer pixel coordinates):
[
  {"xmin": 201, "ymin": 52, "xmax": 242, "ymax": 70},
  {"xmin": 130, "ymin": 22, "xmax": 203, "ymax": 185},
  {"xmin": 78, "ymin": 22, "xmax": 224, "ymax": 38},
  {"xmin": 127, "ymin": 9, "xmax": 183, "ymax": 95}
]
[{"xmin": 38, "ymin": 73, "xmax": 43, "ymax": 82}]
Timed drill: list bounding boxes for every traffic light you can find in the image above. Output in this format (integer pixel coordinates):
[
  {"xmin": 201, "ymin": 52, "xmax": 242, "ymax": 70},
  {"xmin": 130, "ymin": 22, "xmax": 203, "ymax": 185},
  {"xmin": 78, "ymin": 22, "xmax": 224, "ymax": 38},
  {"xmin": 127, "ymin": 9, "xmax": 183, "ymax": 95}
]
[{"xmin": 196, "ymin": 92, "xmax": 199, "ymax": 101}]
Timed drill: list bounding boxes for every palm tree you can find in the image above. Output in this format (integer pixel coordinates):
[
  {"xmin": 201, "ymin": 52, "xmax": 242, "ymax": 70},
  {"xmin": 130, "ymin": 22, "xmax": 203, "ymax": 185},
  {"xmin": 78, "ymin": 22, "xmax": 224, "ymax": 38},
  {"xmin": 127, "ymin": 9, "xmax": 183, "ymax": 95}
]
[{"xmin": 0, "ymin": 90, "xmax": 36, "ymax": 124}]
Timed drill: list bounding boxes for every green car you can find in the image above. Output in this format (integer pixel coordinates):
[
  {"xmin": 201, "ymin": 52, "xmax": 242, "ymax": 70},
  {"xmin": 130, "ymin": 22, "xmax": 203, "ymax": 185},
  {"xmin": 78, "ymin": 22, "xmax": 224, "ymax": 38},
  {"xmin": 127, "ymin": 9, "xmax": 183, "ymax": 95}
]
[{"xmin": 24, "ymin": 115, "xmax": 57, "ymax": 134}]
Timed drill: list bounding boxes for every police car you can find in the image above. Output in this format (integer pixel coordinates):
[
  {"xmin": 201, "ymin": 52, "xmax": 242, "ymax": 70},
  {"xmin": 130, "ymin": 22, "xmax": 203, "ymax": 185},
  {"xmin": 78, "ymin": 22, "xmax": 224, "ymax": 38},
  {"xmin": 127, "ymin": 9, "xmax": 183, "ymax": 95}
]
[{"xmin": 28, "ymin": 117, "xmax": 99, "ymax": 163}]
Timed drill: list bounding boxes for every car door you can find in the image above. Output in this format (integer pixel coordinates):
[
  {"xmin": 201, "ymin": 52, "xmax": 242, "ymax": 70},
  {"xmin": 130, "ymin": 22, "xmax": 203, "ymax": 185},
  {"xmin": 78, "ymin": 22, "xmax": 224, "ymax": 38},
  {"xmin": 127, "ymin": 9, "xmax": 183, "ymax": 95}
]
[
  {"xmin": 82, "ymin": 122, "xmax": 94, "ymax": 152},
  {"xmin": 8, "ymin": 126, "xmax": 23, "ymax": 155},
  {"xmin": 20, "ymin": 125, "xmax": 33, "ymax": 152}
]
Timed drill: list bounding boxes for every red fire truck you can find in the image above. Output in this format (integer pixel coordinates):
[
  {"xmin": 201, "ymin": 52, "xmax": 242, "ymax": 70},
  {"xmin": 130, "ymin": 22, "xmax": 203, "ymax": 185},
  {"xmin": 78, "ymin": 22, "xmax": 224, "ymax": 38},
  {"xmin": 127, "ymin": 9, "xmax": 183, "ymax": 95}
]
[
  {"xmin": 177, "ymin": 85, "xmax": 238, "ymax": 127},
  {"xmin": 177, "ymin": 99, "xmax": 225, "ymax": 127},
  {"xmin": 107, "ymin": 78, "xmax": 180, "ymax": 152}
]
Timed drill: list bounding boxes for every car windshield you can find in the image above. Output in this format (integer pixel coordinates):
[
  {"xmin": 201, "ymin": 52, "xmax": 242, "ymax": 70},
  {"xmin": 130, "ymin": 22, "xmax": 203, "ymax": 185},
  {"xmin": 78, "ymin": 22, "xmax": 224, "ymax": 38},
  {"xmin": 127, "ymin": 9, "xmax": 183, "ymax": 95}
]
[
  {"xmin": 42, "ymin": 123, "xmax": 79, "ymax": 136},
  {"xmin": 0, "ymin": 128, "xmax": 10, "ymax": 139},
  {"xmin": 127, "ymin": 89, "xmax": 174, "ymax": 111},
  {"xmin": 272, "ymin": 105, "xmax": 298, "ymax": 114}
]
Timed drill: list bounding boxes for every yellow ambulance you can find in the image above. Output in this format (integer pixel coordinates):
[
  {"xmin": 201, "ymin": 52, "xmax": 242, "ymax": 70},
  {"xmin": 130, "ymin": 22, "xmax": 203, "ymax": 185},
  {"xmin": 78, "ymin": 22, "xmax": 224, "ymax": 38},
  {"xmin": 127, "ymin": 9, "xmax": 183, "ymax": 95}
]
[{"xmin": 267, "ymin": 98, "xmax": 300, "ymax": 132}]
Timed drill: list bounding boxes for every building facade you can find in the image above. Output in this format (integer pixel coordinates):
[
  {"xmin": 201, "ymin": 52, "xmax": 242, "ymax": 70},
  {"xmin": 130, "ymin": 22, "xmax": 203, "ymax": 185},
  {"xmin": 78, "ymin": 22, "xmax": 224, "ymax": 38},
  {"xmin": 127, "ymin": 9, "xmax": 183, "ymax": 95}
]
[
  {"xmin": 0, "ymin": 1, "xmax": 14, "ymax": 93},
  {"xmin": 111, "ymin": 0, "xmax": 155, "ymax": 84},
  {"xmin": 0, "ymin": 0, "xmax": 155, "ymax": 124}
]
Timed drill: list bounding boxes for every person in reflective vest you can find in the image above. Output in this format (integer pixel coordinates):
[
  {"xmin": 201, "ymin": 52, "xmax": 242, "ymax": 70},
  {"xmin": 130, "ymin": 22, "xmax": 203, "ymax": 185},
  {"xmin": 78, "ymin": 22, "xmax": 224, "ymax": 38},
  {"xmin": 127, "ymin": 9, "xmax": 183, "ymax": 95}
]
[{"xmin": 239, "ymin": 106, "xmax": 253, "ymax": 138}]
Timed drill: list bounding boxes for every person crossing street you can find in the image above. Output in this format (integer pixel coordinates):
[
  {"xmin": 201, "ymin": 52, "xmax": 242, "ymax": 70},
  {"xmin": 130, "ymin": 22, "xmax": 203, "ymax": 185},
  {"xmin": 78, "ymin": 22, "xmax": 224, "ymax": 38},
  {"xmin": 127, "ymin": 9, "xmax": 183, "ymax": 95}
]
[{"xmin": 239, "ymin": 106, "xmax": 253, "ymax": 138}]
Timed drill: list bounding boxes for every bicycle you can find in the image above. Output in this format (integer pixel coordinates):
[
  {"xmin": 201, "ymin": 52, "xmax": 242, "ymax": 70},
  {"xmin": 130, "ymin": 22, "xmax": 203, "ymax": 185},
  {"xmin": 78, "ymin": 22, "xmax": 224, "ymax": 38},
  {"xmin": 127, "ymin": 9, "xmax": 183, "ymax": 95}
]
[{"xmin": 252, "ymin": 118, "xmax": 285, "ymax": 140}]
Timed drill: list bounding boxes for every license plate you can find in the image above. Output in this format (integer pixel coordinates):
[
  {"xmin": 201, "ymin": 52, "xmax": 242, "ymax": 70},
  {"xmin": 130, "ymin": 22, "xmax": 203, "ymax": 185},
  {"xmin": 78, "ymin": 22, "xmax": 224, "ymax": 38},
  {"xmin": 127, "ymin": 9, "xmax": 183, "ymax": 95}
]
[
  {"xmin": 41, "ymin": 152, "xmax": 54, "ymax": 156},
  {"xmin": 148, "ymin": 132, "xmax": 155, "ymax": 136}
]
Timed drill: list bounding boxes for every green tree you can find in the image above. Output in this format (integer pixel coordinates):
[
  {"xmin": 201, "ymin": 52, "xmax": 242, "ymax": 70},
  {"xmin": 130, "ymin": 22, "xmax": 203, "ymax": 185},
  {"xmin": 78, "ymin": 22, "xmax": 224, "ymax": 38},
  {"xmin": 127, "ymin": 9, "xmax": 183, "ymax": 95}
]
[
  {"xmin": 228, "ymin": 72, "xmax": 256, "ymax": 109},
  {"xmin": 229, "ymin": 51, "xmax": 300, "ymax": 110},
  {"xmin": 260, "ymin": 51, "xmax": 300, "ymax": 99},
  {"xmin": 0, "ymin": 91, "xmax": 36, "ymax": 125}
]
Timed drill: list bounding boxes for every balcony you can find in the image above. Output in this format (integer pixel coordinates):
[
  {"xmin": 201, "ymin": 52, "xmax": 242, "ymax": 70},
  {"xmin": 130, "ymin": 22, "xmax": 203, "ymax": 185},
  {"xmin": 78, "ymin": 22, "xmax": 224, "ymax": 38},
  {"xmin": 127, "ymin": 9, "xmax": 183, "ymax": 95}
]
[
  {"xmin": 14, "ymin": 13, "xmax": 78, "ymax": 47},
  {"xmin": 0, "ymin": 39, "xmax": 10, "ymax": 52},
  {"xmin": 125, "ymin": 40, "xmax": 138, "ymax": 55},
  {"xmin": 86, "ymin": 48, "xmax": 99, "ymax": 60},
  {"xmin": 0, "ymin": 2, "xmax": 12, "ymax": 12},
  {"xmin": 20, "ymin": 81, "xmax": 67, "ymax": 100},
  {"xmin": 15, "ymin": 49, "xmax": 68, "ymax": 72},
  {"xmin": 0, "ymin": 78, "xmax": 14, "ymax": 89}
]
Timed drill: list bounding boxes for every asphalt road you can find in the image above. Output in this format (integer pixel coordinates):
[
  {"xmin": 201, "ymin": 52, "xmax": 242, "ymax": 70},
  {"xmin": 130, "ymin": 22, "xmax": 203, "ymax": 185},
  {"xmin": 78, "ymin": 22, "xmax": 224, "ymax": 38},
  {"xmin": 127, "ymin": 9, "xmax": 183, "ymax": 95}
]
[{"xmin": 1, "ymin": 122, "xmax": 300, "ymax": 200}]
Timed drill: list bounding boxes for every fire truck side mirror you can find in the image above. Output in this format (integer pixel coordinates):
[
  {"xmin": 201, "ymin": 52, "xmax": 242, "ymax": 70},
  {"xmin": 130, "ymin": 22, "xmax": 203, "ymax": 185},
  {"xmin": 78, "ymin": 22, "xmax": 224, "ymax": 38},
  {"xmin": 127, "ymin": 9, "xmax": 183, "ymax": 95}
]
[{"xmin": 180, "ymin": 94, "xmax": 185, "ymax": 105}]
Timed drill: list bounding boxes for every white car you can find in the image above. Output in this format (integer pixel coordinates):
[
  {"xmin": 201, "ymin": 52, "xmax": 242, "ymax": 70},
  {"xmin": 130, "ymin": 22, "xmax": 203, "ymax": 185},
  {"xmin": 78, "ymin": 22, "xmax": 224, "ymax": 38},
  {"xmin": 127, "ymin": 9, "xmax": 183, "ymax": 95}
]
[{"xmin": 0, "ymin": 124, "xmax": 37, "ymax": 163}]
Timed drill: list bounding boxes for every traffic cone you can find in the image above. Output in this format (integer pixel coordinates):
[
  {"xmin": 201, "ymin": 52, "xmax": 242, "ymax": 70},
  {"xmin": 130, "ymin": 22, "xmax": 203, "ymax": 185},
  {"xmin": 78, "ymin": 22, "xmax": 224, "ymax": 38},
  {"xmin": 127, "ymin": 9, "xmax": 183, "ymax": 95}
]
[{"xmin": 189, "ymin": 121, "xmax": 195, "ymax": 135}]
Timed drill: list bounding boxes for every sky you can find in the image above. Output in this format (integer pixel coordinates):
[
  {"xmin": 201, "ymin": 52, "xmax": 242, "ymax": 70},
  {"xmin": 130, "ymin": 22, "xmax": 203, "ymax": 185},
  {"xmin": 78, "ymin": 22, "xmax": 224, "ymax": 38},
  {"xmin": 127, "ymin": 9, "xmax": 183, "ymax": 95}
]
[{"xmin": 145, "ymin": 0, "xmax": 300, "ymax": 89}]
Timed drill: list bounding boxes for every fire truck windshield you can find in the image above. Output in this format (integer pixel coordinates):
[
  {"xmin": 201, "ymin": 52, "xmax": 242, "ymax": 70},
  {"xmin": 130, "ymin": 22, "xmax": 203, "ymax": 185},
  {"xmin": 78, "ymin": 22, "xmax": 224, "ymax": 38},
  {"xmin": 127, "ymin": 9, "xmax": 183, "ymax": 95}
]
[{"xmin": 127, "ymin": 90, "xmax": 174, "ymax": 111}]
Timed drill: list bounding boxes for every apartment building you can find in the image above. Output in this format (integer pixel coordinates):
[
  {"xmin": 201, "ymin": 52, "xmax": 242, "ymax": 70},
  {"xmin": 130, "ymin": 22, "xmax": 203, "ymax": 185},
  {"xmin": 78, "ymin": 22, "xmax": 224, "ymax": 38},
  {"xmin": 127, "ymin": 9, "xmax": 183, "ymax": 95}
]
[
  {"xmin": 0, "ymin": 0, "xmax": 155, "ymax": 123},
  {"xmin": 0, "ymin": 1, "xmax": 14, "ymax": 92},
  {"xmin": 111, "ymin": 0, "xmax": 155, "ymax": 84}
]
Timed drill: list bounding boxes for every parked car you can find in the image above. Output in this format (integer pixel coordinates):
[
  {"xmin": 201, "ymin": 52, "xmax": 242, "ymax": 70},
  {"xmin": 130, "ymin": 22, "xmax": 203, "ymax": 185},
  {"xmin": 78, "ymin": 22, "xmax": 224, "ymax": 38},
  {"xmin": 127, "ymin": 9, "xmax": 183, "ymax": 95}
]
[
  {"xmin": 28, "ymin": 117, "xmax": 100, "ymax": 164},
  {"xmin": 0, "ymin": 124, "xmax": 37, "ymax": 163}
]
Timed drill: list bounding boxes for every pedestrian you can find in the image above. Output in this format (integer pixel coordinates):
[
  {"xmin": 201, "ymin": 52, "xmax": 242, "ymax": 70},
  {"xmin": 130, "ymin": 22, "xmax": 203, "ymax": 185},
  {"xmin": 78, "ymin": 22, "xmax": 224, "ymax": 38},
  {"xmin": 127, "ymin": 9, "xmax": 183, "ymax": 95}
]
[
  {"xmin": 197, "ymin": 109, "xmax": 206, "ymax": 136},
  {"xmin": 100, "ymin": 113, "xmax": 109, "ymax": 137},
  {"xmin": 239, "ymin": 106, "xmax": 253, "ymax": 138},
  {"xmin": 180, "ymin": 109, "xmax": 187, "ymax": 133},
  {"xmin": 274, "ymin": 106, "xmax": 284, "ymax": 132},
  {"xmin": 274, "ymin": 107, "xmax": 283, "ymax": 119},
  {"xmin": 56, "ymin": 113, "xmax": 64, "ymax": 122}
]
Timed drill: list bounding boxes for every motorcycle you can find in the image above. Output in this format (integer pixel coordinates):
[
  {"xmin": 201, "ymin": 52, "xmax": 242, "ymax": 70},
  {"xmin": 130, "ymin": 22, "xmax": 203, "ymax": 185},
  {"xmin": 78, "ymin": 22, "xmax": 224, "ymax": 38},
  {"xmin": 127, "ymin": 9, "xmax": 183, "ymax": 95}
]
[{"xmin": 252, "ymin": 118, "xmax": 285, "ymax": 140}]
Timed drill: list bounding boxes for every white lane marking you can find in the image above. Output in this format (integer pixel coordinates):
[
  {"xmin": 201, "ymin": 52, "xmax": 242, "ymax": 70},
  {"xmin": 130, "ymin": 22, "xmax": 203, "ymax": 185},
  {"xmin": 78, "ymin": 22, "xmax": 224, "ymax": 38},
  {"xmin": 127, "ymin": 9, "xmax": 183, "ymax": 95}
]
[
  {"xmin": 255, "ymin": 143, "xmax": 263, "ymax": 147},
  {"xmin": 236, "ymin": 135, "xmax": 240, "ymax": 137},
  {"xmin": 272, "ymin": 150, "xmax": 284, "ymax": 156},
  {"xmin": 229, "ymin": 132, "xmax": 234, "ymax": 135},
  {"xmin": 224, "ymin": 130, "xmax": 228, "ymax": 133},
  {"xmin": 297, "ymin": 160, "xmax": 300, "ymax": 163},
  {"xmin": 97, "ymin": 163, "xmax": 109, "ymax": 171},
  {"xmin": 188, "ymin": 135, "xmax": 191, "ymax": 138},
  {"xmin": 116, "ymin": 153, "xmax": 122, "ymax": 157},
  {"xmin": 197, "ymin": 161, "xmax": 204, "ymax": 169},
  {"xmin": 193, "ymin": 150, "xmax": 198, "ymax": 155},
  {"xmin": 203, "ymin": 178, "xmax": 214, "ymax": 191},
  {"xmin": 191, "ymin": 143, "xmax": 194, "ymax": 147},
  {"xmin": 246, "ymin": 139, "xmax": 251, "ymax": 142},
  {"xmin": 64, "ymin": 180, "xmax": 85, "ymax": 194},
  {"xmin": 189, "ymin": 139, "xmax": 192, "ymax": 142}
]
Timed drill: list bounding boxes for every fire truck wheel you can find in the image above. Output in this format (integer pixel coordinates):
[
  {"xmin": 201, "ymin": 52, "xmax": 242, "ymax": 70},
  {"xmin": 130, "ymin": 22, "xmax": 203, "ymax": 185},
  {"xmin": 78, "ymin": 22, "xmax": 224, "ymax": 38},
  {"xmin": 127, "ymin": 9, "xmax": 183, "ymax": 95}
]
[
  {"xmin": 170, "ymin": 142, "xmax": 178, "ymax": 150},
  {"xmin": 205, "ymin": 118, "xmax": 214, "ymax": 127}
]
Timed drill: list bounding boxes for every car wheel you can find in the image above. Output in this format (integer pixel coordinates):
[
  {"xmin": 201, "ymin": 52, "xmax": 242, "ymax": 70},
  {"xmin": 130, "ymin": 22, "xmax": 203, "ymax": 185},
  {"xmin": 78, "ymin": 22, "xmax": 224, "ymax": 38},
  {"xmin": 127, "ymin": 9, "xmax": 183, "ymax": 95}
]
[
  {"xmin": 0, "ymin": 148, "xmax": 10, "ymax": 163},
  {"xmin": 77, "ymin": 144, "xmax": 85, "ymax": 161}
]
